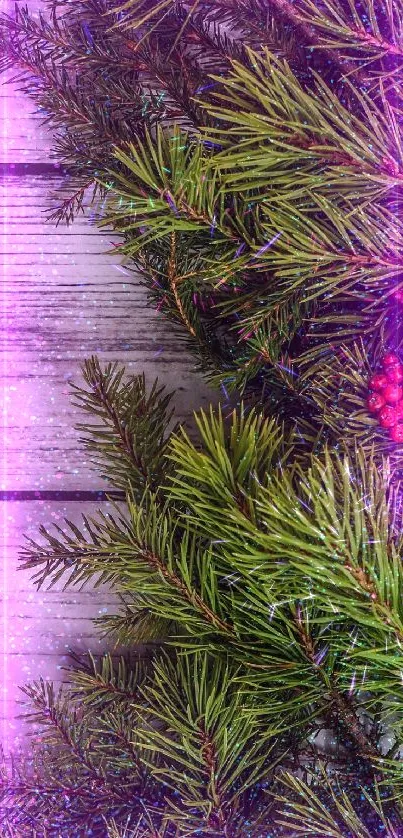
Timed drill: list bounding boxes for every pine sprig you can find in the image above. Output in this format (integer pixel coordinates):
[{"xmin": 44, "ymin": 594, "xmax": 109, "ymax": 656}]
[
  {"xmin": 6, "ymin": 363, "xmax": 403, "ymax": 832},
  {"xmin": 71, "ymin": 356, "xmax": 177, "ymax": 495},
  {"xmin": 131, "ymin": 652, "xmax": 280, "ymax": 836},
  {"xmin": 275, "ymin": 771, "xmax": 401, "ymax": 837},
  {"xmin": 2, "ymin": 1, "xmax": 402, "ymax": 453},
  {"xmin": 93, "ymin": 592, "xmax": 172, "ymax": 647}
]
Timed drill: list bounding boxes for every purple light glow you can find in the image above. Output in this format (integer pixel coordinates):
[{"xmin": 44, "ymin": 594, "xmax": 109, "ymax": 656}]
[
  {"xmin": 253, "ymin": 231, "xmax": 282, "ymax": 259},
  {"xmin": 0, "ymin": 2, "xmax": 84, "ymax": 758},
  {"xmin": 1, "ymin": 32, "xmax": 10, "ymax": 759}
]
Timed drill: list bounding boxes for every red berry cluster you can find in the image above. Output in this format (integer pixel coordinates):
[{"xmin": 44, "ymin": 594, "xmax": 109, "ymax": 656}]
[{"xmin": 368, "ymin": 353, "xmax": 403, "ymax": 442}]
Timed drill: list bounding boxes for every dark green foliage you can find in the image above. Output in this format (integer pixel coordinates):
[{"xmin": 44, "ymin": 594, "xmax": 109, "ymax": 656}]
[
  {"xmin": 1, "ymin": 0, "xmax": 403, "ymax": 451},
  {"xmin": 71, "ymin": 356, "xmax": 178, "ymax": 494},
  {"xmin": 3, "ymin": 359, "xmax": 403, "ymax": 835}
]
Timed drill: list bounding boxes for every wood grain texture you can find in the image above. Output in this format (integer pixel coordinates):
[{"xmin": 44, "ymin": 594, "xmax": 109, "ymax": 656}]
[
  {"xmin": 0, "ymin": 0, "xmax": 218, "ymax": 759},
  {"xmin": 0, "ymin": 498, "xmax": 125, "ymax": 755},
  {"xmin": 0, "ymin": 174, "xmax": 216, "ymax": 491}
]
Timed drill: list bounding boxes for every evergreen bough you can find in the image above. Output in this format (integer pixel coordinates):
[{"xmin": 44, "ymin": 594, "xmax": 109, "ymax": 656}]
[
  {"xmin": 0, "ymin": 358, "xmax": 402, "ymax": 835},
  {"xmin": 1, "ymin": 0, "xmax": 402, "ymax": 454}
]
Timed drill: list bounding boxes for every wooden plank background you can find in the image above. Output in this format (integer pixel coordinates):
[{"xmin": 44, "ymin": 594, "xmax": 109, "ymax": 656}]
[{"xmin": 0, "ymin": 0, "xmax": 216, "ymax": 758}]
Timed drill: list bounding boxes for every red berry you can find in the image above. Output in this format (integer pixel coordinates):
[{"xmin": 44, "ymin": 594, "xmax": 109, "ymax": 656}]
[
  {"xmin": 379, "ymin": 405, "xmax": 398, "ymax": 427},
  {"xmin": 390, "ymin": 424, "xmax": 403, "ymax": 442},
  {"xmin": 368, "ymin": 374, "xmax": 388, "ymax": 391},
  {"xmin": 383, "ymin": 353, "xmax": 400, "ymax": 368},
  {"xmin": 392, "ymin": 291, "xmax": 403, "ymax": 303},
  {"xmin": 383, "ymin": 384, "xmax": 403, "ymax": 404},
  {"xmin": 396, "ymin": 402, "xmax": 403, "ymax": 418},
  {"xmin": 386, "ymin": 365, "xmax": 403, "ymax": 383},
  {"xmin": 367, "ymin": 393, "xmax": 385, "ymax": 413}
]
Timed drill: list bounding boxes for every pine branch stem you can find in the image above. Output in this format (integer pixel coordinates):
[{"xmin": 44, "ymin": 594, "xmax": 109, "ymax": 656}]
[
  {"xmin": 92, "ymin": 376, "xmax": 149, "ymax": 483},
  {"xmin": 344, "ymin": 559, "xmax": 403, "ymax": 646},
  {"xmin": 199, "ymin": 724, "xmax": 231, "ymax": 837},
  {"xmin": 329, "ymin": 688, "xmax": 379, "ymax": 762},
  {"xmin": 344, "ymin": 27, "xmax": 403, "ymax": 58},
  {"xmin": 295, "ymin": 610, "xmax": 380, "ymax": 763},
  {"xmin": 168, "ymin": 231, "xmax": 197, "ymax": 337},
  {"xmin": 144, "ymin": 546, "xmax": 234, "ymax": 635},
  {"xmin": 267, "ymin": 0, "xmax": 364, "ymax": 81}
]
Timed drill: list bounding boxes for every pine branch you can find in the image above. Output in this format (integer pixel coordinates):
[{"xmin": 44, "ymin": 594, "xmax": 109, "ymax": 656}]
[
  {"xmin": 132, "ymin": 651, "xmax": 280, "ymax": 835},
  {"xmin": 71, "ymin": 357, "xmax": 177, "ymax": 495},
  {"xmin": 4, "ymin": 2, "xmax": 403, "ymax": 830},
  {"xmin": 166, "ymin": 405, "xmax": 403, "ymax": 797},
  {"xmin": 20, "ymin": 491, "xmax": 234, "ymax": 643},
  {"xmin": 297, "ymin": 0, "xmax": 403, "ymax": 66},
  {"xmin": 276, "ymin": 772, "xmax": 400, "ymax": 837},
  {"xmin": 3, "ymin": 0, "xmax": 402, "ymax": 431},
  {"xmin": 93, "ymin": 593, "xmax": 172, "ymax": 646},
  {"xmin": 64, "ymin": 652, "xmax": 152, "ymax": 710},
  {"xmin": 166, "ymin": 230, "xmax": 196, "ymax": 337},
  {"xmin": 0, "ymin": 679, "xmax": 162, "ymax": 835},
  {"xmin": 294, "ymin": 609, "xmax": 379, "ymax": 763}
]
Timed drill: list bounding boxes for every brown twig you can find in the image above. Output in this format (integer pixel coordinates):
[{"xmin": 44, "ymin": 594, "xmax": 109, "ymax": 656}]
[
  {"xmin": 199, "ymin": 724, "xmax": 232, "ymax": 837},
  {"xmin": 145, "ymin": 546, "xmax": 234, "ymax": 636},
  {"xmin": 295, "ymin": 610, "xmax": 380, "ymax": 762},
  {"xmin": 168, "ymin": 231, "xmax": 197, "ymax": 337},
  {"xmin": 92, "ymin": 375, "xmax": 149, "ymax": 482}
]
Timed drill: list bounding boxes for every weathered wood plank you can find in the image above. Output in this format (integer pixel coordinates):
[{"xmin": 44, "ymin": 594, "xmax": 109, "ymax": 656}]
[
  {"xmin": 0, "ymin": 74, "xmax": 51, "ymax": 164},
  {"xmin": 0, "ymin": 1, "xmax": 56, "ymax": 165},
  {"xmin": 1, "ymin": 498, "xmax": 125, "ymax": 755}
]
